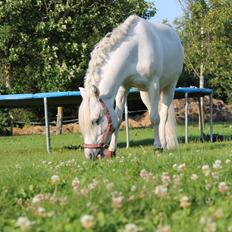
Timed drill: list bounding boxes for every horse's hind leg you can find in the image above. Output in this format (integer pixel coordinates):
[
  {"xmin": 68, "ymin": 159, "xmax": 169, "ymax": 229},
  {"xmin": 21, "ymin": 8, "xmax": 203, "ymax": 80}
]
[
  {"xmin": 108, "ymin": 86, "xmax": 128, "ymax": 153},
  {"xmin": 159, "ymin": 84, "xmax": 177, "ymax": 149},
  {"xmin": 140, "ymin": 82, "xmax": 161, "ymax": 149}
]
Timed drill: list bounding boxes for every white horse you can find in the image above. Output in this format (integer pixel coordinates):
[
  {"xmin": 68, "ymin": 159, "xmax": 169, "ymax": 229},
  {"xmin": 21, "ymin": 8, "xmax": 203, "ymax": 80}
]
[{"xmin": 79, "ymin": 15, "xmax": 184, "ymax": 159}]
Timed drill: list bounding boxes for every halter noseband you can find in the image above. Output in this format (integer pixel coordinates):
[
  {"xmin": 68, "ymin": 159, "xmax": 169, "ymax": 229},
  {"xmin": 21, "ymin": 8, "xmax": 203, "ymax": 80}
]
[{"xmin": 83, "ymin": 99, "xmax": 114, "ymax": 150}]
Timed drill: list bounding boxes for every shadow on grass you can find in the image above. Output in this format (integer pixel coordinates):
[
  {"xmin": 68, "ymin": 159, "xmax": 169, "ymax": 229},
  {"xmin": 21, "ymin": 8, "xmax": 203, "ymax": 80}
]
[
  {"xmin": 62, "ymin": 132, "xmax": 232, "ymax": 151},
  {"xmin": 117, "ymin": 134, "xmax": 232, "ymax": 149},
  {"xmin": 178, "ymin": 134, "xmax": 232, "ymax": 143}
]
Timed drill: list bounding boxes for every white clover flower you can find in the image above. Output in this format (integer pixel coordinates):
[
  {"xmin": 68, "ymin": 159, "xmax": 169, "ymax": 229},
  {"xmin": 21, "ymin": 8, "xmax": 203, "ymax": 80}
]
[
  {"xmin": 218, "ymin": 182, "xmax": 229, "ymax": 193},
  {"xmin": 211, "ymin": 172, "xmax": 220, "ymax": 181},
  {"xmin": 124, "ymin": 223, "xmax": 139, "ymax": 232},
  {"xmin": 213, "ymin": 160, "xmax": 222, "ymax": 169},
  {"xmin": 173, "ymin": 174, "xmax": 181, "ymax": 186},
  {"xmin": 205, "ymin": 182, "xmax": 212, "ymax": 191},
  {"xmin": 178, "ymin": 163, "xmax": 186, "ymax": 172},
  {"xmin": 47, "ymin": 211, "xmax": 55, "ymax": 217},
  {"xmin": 212, "ymin": 208, "xmax": 223, "ymax": 219},
  {"xmin": 87, "ymin": 179, "xmax": 99, "ymax": 190},
  {"xmin": 204, "ymin": 220, "xmax": 216, "ymax": 232},
  {"xmin": 162, "ymin": 172, "xmax": 170, "ymax": 186},
  {"xmin": 180, "ymin": 196, "xmax": 191, "ymax": 208},
  {"xmin": 156, "ymin": 225, "xmax": 171, "ymax": 232},
  {"xmin": 191, "ymin": 174, "xmax": 198, "ymax": 180},
  {"xmin": 200, "ymin": 216, "xmax": 207, "ymax": 224},
  {"xmin": 202, "ymin": 165, "xmax": 211, "ymax": 176},
  {"xmin": 130, "ymin": 185, "xmax": 137, "ymax": 192},
  {"xmin": 155, "ymin": 185, "xmax": 167, "ymax": 198},
  {"xmin": 51, "ymin": 175, "xmax": 60, "ymax": 185},
  {"xmin": 16, "ymin": 198, "xmax": 23, "ymax": 205},
  {"xmin": 140, "ymin": 169, "xmax": 148, "ymax": 179},
  {"xmin": 139, "ymin": 169, "xmax": 153, "ymax": 180},
  {"xmin": 59, "ymin": 196, "xmax": 67, "ymax": 206},
  {"xmin": 172, "ymin": 164, "xmax": 178, "ymax": 170},
  {"xmin": 72, "ymin": 177, "xmax": 80, "ymax": 192},
  {"xmin": 112, "ymin": 192, "xmax": 124, "ymax": 209},
  {"xmin": 34, "ymin": 207, "xmax": 46, "ymax": 217},
  {"xmin": 106, "ymin": 182, "xmax": 114, "ymax": 191},
  {"xmin": 16, "ymin": 216, "xmax": 33, "ymax": 230},
  {"xmin": 80, "ymin": 214, "xmax": 95, "ymax": 229},
  {"xmin": 32, "ymin": 194, "xmax": 43, "ymax": 204}
]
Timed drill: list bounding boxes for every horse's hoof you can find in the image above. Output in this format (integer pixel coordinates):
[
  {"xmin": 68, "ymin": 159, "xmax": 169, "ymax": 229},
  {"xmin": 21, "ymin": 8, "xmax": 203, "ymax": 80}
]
[
  {"xmin": 154, "ymin": 147, "xmax": 163, "ymax": 153},
  {"xmin": 104, "ymin": 150, "xmax": 116, "ymax": 159}
]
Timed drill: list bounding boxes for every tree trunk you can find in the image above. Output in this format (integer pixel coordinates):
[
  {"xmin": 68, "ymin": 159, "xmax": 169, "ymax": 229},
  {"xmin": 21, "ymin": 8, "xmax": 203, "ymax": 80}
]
[
  {"xmin": 4, "ymin": 64, "xmax": 11, "ymax": 89},
  {"xmin": 199, "ymin": 63, "xmax": 205, "ymax": 130}
]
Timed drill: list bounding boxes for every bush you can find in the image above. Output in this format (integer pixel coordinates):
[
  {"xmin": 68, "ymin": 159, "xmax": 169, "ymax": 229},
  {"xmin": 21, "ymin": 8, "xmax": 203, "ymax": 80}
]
[{"xmin": 0, "ymin": 84, "xmax": 12, "ymax": 136}]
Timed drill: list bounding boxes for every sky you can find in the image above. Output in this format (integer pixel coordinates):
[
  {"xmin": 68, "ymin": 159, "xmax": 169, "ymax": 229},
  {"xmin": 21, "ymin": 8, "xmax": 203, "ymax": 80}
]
[{"xmin": 151, "ymin": 0, "xmax": 183, "ymax": 24}]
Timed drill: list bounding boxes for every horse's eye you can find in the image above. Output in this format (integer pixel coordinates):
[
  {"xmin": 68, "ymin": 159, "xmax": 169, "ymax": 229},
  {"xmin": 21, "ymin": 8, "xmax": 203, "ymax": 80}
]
[
  {"xmin": 92, "ymin": 117, "xmax": 101, "ymax": 125},
  {"xmin": 96, "ymin": 117, "xmax": 101, "ymax": 125}
]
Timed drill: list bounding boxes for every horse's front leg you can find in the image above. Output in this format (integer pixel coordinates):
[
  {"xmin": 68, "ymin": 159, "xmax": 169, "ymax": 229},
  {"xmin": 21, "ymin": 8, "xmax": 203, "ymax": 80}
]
[
  {"xmin": 108, "ymin": 86, "xmax": 128, "ymax": 154},
  {"xmin": 140, "ymin": 81, "xmax": 161, "ymax": 150}
]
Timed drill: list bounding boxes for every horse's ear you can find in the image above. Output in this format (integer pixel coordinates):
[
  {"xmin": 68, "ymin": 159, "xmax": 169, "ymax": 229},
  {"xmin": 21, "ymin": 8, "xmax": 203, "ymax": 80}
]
[
  {"xmin": 79, "ymin": 87, "xmax": 85, "ymax": 98},
  {"xmin": 90, "ymin": 85, "xmax": 100, "ymax": 98}
]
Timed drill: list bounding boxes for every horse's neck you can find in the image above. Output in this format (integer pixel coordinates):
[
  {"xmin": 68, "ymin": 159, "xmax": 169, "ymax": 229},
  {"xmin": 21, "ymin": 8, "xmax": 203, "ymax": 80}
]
[{"xmin": 98, "ymin": 45, "xmax": 134, "ymax": 103}]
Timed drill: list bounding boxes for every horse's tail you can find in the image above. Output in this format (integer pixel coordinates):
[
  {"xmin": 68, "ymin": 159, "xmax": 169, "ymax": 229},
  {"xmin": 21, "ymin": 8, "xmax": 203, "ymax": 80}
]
[{"xmin": 165, "ymin": 102, "xmax": 178, "ymax": 149}]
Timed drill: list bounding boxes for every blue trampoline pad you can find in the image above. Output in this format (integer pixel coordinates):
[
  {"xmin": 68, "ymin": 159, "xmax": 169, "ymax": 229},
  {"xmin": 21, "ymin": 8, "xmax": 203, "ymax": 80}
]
[
  {"xmin": 174, "ymin": 87, "xmax": 213, "ymax": 99},
  {"xmin": 0, "ymin": 88, "xmax": 213, "ymax": 108},
  {"xmin": 0, "ymin": 91, "xmax": 81, "ymax": 107}
]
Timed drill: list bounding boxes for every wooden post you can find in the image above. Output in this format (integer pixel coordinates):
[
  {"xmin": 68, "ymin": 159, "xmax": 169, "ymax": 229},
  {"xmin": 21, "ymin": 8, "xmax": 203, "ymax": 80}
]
[{"xmin": 56, "ymin": 106, "xmax": 63, "ymax": 135}]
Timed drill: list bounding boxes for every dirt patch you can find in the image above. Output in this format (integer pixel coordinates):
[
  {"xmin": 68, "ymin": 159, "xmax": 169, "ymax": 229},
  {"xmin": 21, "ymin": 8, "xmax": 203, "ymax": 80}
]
[{"xmin": 13, "ymin": 97, "xmax": 232, "ymax": 135}]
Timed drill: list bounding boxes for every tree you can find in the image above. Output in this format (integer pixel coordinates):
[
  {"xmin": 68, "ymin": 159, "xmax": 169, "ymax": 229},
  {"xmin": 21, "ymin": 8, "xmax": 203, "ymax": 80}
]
[
  {"xmin": 0, "ymin": 0, "xmax": 155, "ymax": 93},
  {"xmin": 177, "ymin": 0, "xmax": 232, "ymax": 102}
]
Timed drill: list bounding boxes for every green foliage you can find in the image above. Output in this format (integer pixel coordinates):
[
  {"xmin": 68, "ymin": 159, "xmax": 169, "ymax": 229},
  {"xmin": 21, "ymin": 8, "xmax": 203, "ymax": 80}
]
[
  {"xmin": 176, "ymin": 0, "xmax": 232, "ymax": 102},
  {"xmin": 0, "ymin": 125, "xmax": 232, "ymax": 231},
  {"xmin": 0, "ymin": 83, "xmax": 12, "ymax": 136},
  {"xmin": 0, "ymin": 0, "xmax": 155, "ymax": 92}
]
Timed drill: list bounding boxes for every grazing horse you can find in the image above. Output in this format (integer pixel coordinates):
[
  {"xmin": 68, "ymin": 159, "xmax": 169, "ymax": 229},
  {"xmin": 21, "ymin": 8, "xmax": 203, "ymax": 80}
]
[{"xmin": 78, "ymin": 15, "xmax": 184, "ymax": 159}]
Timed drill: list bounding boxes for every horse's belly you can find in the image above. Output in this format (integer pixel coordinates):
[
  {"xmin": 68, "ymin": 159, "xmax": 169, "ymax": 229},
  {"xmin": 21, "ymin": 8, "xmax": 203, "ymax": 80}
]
[{"xmin": 123, "ymin": 75, "xmax": 150, "ymax": 91}]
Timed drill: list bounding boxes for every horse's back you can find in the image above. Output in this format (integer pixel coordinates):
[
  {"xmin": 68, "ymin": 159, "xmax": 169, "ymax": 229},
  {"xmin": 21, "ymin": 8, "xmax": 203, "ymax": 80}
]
[
  {"xmin": 134, "ymin": 18, "xmax": 184, "ymax": 86},
  {"xmin": 136, "ymin": 18, "xmax": 183, "ymax": 61}
]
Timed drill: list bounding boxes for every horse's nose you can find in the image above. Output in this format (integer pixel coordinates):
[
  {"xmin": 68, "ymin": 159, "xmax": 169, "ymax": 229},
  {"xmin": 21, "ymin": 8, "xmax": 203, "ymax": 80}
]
[
  {"xmin": 89, "ymin": 152, "xmax": 94, "ymax": 159},
  {"xmin": 84, "ymin": 149, "xmax": 95, "ymax": 159}
]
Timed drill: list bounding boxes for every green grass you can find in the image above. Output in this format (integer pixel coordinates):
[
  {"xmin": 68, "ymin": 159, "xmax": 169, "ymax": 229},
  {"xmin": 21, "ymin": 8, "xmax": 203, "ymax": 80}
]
[{"xmin": 0, "ymin": 122, "xmax": 232, "ymax": 231}]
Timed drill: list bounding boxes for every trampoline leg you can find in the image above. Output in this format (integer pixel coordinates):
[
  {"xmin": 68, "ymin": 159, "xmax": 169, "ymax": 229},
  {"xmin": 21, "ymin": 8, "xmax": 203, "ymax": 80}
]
[
  {"xmin": 185, "ymin": 93, "xmax": 188, "ymax": 144},
  {"xmin": 198, "ymin": 98, "xmax": 204, "ymax": 141},
  {"xmin": 44, "ymin": 98, "xmax": 51, "ymax": 154},
  {"xmin": 210, "ymin": 93, "xmax": 213, "ymax": 142},
  {"xmin": 125, "ymin": 99, "xmax": 130, "ymax": 148}
]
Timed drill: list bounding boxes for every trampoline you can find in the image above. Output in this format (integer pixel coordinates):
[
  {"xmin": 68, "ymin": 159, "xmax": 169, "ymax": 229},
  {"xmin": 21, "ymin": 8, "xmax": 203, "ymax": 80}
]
[
  {"xmin": 0, "ymin": 91, "xmax": 81, "ymax": 153},
  {"xmin": 0, "ymin": 88, "xmax": 213, "ymax": 153},
  {"xmin": 125, "ymin": 87, "xmax": 213, "ymax": 148}
]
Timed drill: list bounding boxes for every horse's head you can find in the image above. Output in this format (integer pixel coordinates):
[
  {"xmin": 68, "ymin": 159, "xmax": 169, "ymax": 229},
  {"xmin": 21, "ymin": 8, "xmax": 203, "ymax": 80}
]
[{"xmin": 78, "ymin": 85, "xmax": 114, "ymax": 159}]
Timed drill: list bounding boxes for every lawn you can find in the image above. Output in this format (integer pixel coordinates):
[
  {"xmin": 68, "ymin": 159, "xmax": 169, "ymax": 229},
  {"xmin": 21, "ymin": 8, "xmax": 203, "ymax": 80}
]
[{"xmin": 0, "ymin": 122, "xmax": 232, "ymax": 231}]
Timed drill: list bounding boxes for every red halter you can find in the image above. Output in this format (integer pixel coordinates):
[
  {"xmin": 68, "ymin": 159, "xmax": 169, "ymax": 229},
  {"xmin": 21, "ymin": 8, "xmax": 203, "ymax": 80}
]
[{"xmin": 82, "ymin": 99, "xmax": 115, "ymax": 150}]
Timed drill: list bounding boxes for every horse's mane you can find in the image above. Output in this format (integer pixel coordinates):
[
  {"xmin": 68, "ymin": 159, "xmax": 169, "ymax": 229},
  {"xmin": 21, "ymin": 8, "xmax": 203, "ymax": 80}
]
[{"xmin": 84, "ymin": 15, "xmax": 139, "ymax": 89}]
